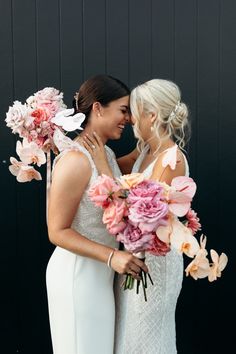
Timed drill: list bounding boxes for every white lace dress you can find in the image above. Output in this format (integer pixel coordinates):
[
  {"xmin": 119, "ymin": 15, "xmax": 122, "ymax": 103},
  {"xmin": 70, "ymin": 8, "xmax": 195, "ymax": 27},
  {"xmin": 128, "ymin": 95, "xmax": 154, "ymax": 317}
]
[
  {"xmin": 46, "ymin": 143, "xmax": 120, "ymax": 354},
  {"xmin": 114, "ymin": 146, "xmax": 189, "ymax": 354}
]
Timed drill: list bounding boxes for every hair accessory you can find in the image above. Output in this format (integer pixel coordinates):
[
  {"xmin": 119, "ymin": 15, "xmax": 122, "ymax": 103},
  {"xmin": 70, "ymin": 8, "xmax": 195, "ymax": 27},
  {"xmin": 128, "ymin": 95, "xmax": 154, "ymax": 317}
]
[{"xmin": 169, "ymin": 100, "xmax": 181, "ymax": 120}]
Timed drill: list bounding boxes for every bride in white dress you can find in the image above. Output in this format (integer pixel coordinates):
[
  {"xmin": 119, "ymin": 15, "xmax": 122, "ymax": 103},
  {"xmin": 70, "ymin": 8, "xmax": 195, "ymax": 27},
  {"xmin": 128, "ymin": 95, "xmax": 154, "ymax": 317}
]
[
  {"xmin": 46, "ymin": 75, "xmax": 147, "ymax": 354},
  {"xmin": 84, "ymin": 79, "xmax": 190, "ymax": 354}
]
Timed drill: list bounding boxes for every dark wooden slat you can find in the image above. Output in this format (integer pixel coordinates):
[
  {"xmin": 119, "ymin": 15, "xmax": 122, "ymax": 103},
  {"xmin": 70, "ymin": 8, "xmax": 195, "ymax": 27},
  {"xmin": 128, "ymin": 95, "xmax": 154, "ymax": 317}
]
[
  {"xmin": 83, "ymin": 0, "xmax": 106, "ymax": 78},
  {"xmin": 59, "ymin": 0, "xmax": 84, "ymax": 105},
  {"xmin": 129, "ymin": 0, "xmax": 152, "ymax": 87},
  {"xmin": 36, "ymin": 0, "xmax": 61, "ymax": 89},
  {"xmin": 151, "ymin": 0, "xmax": 175, "ymax": 80}
]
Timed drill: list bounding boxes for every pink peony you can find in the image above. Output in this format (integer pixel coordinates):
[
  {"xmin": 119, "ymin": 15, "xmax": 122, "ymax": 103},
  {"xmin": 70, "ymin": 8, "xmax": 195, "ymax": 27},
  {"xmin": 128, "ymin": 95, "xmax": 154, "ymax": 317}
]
[
  {"xmin": 147, "ymin": 234, "xmax": 171, "ymax": 256},
  {"xmin": 185, "ymin": 209, "xmax": 201, "ymax": 235},
  {"xmin": 128, "ymin": 199, "xmax": 168, "ymax": 233},
  {"xmin": 117, "ymin": 222, "xmax": 154, "ymax": 253},
  {"xmin": 127, "ymin": 179, "xmax": 164, "ymax": 204},
  {"xmin": 88, "ymin": 174, "xmax": 121, "ymax": 207}
]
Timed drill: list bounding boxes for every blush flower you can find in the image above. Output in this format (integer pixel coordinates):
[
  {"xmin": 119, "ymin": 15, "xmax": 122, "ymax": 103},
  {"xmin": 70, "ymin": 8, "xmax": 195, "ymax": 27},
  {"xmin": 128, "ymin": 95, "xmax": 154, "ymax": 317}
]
[
  {"xmin": 102, "ymin": 199, "xmax": 127, "ymax": 235},
  {"xmin": 9, "ymin": 157, "xmax": 42, "ymax": 182},
  {"xmin": 127, "ymin": 179, "xmax": 164, "ymax": 204},
  {"xmin": 147, "ymin": 234, "xmax": 170, "ymax": 256},
  {"xmin": 117, "ymin": 222, "xmax": 153, "ymax": 253},
  {"xmin": 118, "ymin": 173, "xmax": 144, "ymax": 189},
  {"xmin": 128, "ymin": 199, "xmax": 168, "ymax": 233},
  {"xmin": 185, "ymin": 209, "xmax": 201, "ymax": 234},
  {"xmin": 208, "ymin": 249, "xmax": 228, "ymax": 282},
  {"xmin": 16, "ymin": 139, "xmax": 46, "ymax": 167},
  {"xmin": 168, "ymin": 176, "xmax": 197, "ymax": 217},
  {"xmin": 88, "ymin": 174, "xmax": 121, "ymax": 207}
]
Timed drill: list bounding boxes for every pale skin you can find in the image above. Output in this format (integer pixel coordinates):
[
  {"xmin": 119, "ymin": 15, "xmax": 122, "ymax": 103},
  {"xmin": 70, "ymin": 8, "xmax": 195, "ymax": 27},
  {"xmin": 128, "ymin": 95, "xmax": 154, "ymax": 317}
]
[
  {"xmin": 83, "ymin": 110, "xmax": 186, "ymax": 185},
  {"xmin": 48, "ymin": 96, "xmax": 148, "ymax": 280}
]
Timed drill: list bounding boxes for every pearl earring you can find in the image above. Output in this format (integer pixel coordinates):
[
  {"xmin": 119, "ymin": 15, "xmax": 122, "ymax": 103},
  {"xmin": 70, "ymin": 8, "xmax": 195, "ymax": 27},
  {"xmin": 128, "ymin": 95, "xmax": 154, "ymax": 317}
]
[{"xmin": 151, "ymin": 126, "xmax": 154, "ymax": 132}]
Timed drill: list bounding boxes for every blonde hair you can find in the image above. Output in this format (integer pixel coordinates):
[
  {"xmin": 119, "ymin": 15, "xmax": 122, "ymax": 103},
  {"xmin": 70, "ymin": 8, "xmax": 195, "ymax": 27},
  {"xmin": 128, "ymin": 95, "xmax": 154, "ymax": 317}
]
[{"xmin": 130, "ymin": 79, "xmax": 190, "ymax": 153}]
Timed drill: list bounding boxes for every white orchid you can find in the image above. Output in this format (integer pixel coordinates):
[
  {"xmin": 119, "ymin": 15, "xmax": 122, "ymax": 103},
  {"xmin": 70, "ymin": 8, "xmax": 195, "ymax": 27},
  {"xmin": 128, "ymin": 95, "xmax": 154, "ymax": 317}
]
[{"xmin": 51, "ymin": 108, "xmax": 86, "ymax": 132}]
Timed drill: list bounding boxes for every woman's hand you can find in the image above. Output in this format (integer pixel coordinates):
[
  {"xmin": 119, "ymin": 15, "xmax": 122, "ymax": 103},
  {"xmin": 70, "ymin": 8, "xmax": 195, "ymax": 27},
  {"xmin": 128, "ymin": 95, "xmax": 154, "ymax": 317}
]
[
  {"xmin": 111, "ymin": 250, "xmax": 149, "ymax": 280},
  {"xmin": 82, "ymin": 132, "xmax": 113, "ymax": 177}
]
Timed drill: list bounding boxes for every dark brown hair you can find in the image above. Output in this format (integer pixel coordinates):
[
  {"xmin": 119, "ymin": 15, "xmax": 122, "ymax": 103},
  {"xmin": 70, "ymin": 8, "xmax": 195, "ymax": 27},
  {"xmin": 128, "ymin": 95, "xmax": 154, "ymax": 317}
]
[{"xmin": 73, "ymin": 75, "xmax": 130, "ymax": 128}]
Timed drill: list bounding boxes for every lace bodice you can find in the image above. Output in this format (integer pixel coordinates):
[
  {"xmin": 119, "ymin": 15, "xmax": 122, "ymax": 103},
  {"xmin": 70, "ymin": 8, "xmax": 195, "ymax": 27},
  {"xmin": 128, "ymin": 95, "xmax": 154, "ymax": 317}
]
[{"xmin": 52, "ymin": 134, "xmax": 121, "ymax": 248}]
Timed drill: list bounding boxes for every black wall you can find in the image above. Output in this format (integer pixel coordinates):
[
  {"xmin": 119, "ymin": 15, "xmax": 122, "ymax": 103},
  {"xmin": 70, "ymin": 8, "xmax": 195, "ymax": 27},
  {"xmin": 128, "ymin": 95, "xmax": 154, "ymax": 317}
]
[{"xmin": 0, "ymin": 1, "xmax": 235, "ymax": 353}]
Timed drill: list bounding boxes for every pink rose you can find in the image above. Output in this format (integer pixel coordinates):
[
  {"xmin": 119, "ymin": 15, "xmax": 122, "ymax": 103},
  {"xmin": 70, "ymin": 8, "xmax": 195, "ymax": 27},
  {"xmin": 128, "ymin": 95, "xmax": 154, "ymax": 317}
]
[
  {"xmin": 88, "ymin": 174, "xmax": 121, "ymax": 207},
  {"xmin": 103, "ymin": 199, "xmax": 127, "ymax": 235},
  {"xmin": 117, "ymin": 222, "xmax": 153, "ymax": 253},
  {"xmin": 128, "ymin": 199, "xmax": 168, "ymax": 233}
]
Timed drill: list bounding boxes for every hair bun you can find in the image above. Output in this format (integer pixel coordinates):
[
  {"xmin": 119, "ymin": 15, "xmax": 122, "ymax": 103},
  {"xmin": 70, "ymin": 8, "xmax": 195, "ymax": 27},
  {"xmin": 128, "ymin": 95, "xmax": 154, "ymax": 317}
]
[{"xmin": 172, "ymin": 102, "xmax": 188, "ymax": 129}]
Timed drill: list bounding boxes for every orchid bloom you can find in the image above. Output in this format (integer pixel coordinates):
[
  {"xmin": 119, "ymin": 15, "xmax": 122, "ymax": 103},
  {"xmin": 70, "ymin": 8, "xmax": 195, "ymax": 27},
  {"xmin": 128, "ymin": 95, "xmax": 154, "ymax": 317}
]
[
  {"xmin": 208, "ymin": 249, "xmax": 228, "ymax": 282},
  {"xmin": 16, "ymin": 139, "xmax": 46, "ymax": 166},
  {"xmin": 51, "ymin": 108, "xmax": 86, "ymax": 132},
  {"xmin": 9, "ymin": 157, "xmax": 42, "ymax": 182},
  {"xmin": 167, "ymin": 176, "xmax": 197, "ymax": 217},
  {"xmin": 185, "ymin": 235, "xmax": 210, "ymax": 280},
  {"xmin": 157, "ymin": 217, "xmax": 200, "ymax": 257}
]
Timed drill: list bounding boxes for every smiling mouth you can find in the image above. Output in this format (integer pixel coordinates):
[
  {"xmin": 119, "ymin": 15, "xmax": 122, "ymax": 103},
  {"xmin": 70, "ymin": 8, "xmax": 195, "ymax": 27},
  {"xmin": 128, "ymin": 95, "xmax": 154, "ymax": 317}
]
[{"xmin": 118, "ymin": 124, "xmax": 125, "ymax": 131}]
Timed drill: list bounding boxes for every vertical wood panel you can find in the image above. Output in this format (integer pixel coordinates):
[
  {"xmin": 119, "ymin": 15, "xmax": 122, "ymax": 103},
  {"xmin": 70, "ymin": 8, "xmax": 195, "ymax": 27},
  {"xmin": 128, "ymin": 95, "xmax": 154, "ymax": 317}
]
[
  {"xmin": 11, "ymin": 1, "xmax": 44, "ymax": 352},
  {"xmin": 60, "ymin": 0, "xmax": 84, "ymax": 104},
  {"xmin": 174, "ymin": 2, "xmax": 199, "ymax": 353},
  {"xmin": 83, "ymin": 0, "xmax": 106, "ymax": 78},
  {"xmin": 106, "ymin": 0, "xmax": 129, "ymax": 83},
  {"xmin": 36, "ymin": 0, "xmax": 61, "ymax": 89},
  {"xmin": 129, "ymin": 0, "xmax": 152, "ymax": 87},
  {"xmin": 106, "ymin": 0, "xmax": 134, "ymax": 156},
  {"xmin": 0, "ymin": 2, "xmax": 18, "ymax": 352},
  {"xmin": 151, "ymin": 0, "xmax": 175, "ymax": 79},
  {"xmin": 174, "ymin": 0, "xmax": 197, "ymax": 176}
]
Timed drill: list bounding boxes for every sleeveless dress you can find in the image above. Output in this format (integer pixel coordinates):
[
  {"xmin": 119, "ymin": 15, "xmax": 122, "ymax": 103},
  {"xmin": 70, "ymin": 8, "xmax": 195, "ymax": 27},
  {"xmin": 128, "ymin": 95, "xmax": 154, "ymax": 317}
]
[
  {"xmin": 46, "ymin": 143, "xmax": 120, "ymax": 354},
  {"xmin": 114, "ymin": 146, "xmax": 190, "ymax": 354}
]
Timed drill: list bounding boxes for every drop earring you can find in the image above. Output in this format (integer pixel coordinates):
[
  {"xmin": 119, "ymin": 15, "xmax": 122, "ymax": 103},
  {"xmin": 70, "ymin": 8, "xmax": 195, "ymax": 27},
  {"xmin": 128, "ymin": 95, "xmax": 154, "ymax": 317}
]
[{"xmin": 151, "ymin": 125, "xmax": 154, "ymax": 132}]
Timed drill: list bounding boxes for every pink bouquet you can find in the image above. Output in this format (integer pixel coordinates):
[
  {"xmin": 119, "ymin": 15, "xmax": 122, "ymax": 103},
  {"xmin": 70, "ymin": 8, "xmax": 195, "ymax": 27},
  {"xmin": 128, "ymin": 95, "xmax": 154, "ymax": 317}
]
[
  {"xmin": 88, "ymin": 173, "xmax": 228, "ymax": 301},
  {"xmin": 5, "ymin": 87, "xmax": 86, "ymax": 182}
]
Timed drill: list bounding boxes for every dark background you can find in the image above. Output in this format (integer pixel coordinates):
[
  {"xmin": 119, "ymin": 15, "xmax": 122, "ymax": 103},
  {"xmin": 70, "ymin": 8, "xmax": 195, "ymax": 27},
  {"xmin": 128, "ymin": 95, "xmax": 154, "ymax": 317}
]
[{"xmin": 0, "ymin": 0, "xmax": 235, "ymax": 353}]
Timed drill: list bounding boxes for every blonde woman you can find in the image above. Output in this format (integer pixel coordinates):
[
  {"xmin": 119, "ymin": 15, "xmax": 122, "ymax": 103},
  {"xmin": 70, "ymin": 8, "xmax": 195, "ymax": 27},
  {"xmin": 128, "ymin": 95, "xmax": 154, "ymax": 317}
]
[{"xmin": 84, "ymin": 79, "xmax": 190, "ymax": 354}]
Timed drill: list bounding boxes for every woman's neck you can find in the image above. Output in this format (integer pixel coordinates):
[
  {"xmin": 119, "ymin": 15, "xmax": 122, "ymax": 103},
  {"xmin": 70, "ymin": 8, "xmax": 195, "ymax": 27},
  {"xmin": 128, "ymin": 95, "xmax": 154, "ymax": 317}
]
[
  {"xmin": 147, "ymin": 136, "xmax": 175, "ymax": 156},
  {"xmin": 77, "ymin": 126, "xmax": 107, "ymax": 145}
]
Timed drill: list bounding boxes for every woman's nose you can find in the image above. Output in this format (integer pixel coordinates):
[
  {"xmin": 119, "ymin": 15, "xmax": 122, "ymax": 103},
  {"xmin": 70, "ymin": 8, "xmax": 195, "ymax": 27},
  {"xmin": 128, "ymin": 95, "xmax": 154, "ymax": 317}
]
[{"xmin": 124, "ymin": 112, "xmax": 131, "ymax": 123}]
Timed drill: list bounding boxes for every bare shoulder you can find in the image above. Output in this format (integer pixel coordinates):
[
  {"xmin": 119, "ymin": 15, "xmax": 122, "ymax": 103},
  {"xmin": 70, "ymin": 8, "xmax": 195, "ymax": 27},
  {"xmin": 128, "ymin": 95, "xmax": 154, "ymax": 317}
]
[
  {"xmin": 151, "ymin": 148, "xmax": 186, "ymax": 184},
  {"xmin": 52, "ymin": 150, "xmax": 92, "ymax": 188}
]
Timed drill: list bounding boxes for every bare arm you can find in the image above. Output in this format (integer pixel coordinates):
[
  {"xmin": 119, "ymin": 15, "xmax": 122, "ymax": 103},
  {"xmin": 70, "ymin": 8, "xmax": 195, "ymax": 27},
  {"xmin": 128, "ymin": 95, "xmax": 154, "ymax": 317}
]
[
  {"xmin": 117, "ymin": 148, "xmax": 139, "ymax": 174},
  {"xmin": 48, "ymin": 150, "xmax": 148, "ymax": 277}
]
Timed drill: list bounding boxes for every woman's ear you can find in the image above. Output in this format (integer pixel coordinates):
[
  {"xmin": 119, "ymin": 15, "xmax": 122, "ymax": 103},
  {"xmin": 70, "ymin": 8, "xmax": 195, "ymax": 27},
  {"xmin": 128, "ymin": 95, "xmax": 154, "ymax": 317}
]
[
  {"xmin": 92, "ymin": 102, "xmax": 103, "ymax": 117},
  {"xmin": 150, "ymin": 112, "xmax": 158, "ymax": 124}
]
